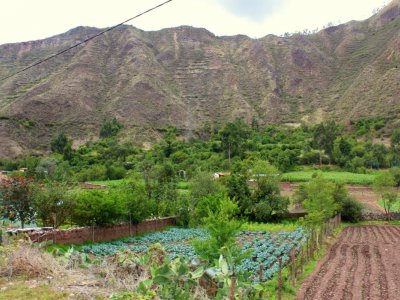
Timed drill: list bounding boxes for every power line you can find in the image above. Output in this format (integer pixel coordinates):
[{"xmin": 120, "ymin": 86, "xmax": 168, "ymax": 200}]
[{"xmin": 0, "ymin": 0, "xmax": 173, "ymax": 82}]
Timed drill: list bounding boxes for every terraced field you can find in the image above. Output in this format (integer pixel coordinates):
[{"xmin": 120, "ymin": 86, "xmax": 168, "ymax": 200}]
[{"xmin": 297, "ymin": 225, "xmax": 400, "ymax": 300}]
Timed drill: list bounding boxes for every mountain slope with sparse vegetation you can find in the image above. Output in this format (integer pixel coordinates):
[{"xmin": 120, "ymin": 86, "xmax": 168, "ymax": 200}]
[{"xmin": 0, "ymin": 1, "xmax": 399, "ymax": 157}]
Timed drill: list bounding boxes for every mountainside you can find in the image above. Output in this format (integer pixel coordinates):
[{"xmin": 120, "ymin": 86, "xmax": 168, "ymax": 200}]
[{"xmin": 0, "ymin": 1, "xmax": 400, "ymax": 157}]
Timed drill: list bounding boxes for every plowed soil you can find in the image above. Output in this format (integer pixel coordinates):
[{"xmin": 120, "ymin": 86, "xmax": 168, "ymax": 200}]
[{"xmin": 296, "ymin": 225, "xmax": 400, "ymax": 300}]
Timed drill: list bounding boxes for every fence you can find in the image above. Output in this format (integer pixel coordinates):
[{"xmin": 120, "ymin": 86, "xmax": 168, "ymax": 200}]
[
  {"xmin": 275, "ymin": 214, "xmax": 341, "ymax": 300},
  {"xmin": 25, "ymin": 217, "xmax": 176, "ymax": 245}
]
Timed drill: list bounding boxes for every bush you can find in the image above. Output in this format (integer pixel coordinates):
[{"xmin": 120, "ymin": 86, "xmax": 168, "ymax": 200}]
[
  {"xmin": 75, "ymin": 165, "xmax": 107, "ymax": 182},
  {"xmin": 340, "ymin": 197, "xmax": 363, "ymax": 223},
  {"xmin": 193, "ymin": 195, "xmax": 242, "ymax": 261},
  {"xmin": 33, "ymin": 181, "xmax": 75, "ymax": 228},
  {"xmin": 106, "ymin": 163, "xmax": 127, "ymax": 180},
  {"xmin": 0, "ymin": 240, "xmax": 61, "ymax": 278},
  {"xmin": 71, "ymin": 190, "xmax": 126, "ymax": 226}
]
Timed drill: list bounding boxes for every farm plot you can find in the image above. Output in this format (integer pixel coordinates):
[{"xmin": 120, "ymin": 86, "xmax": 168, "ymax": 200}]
[
  {"xmin": 296, "ymin": 225, "xmax": 400, "ymax": 300},
  {"xmin": 80, "ymin": 227, "xmax": 308, "ymax": 282}
]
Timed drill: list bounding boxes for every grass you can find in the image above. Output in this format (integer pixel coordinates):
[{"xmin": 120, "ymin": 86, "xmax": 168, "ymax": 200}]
[
  {"xmin": 281, "ymin": 170, "xmax": 380, "ymax": 185},
  {"xmin": 377, "ymin": 199, "xmax": 400, "ymax": 212},
  {"xmin": 176, "ymin": 181, "xmax": 189, "ymax": 189},
  {"xmin": 0, "ymin": 279, "xmax": 71, "ymax": 300},
  {"xmin": 242, "ymin": 221, "xmax": 300, "ymax": 232},
  {"xmin": 88, "ymin": 179, "xmax": 126, "ymax": 187}
]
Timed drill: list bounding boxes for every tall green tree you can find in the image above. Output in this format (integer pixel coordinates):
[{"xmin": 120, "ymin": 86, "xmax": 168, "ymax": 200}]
[
  {"xmin": 373, "ymin": 171, "xmax": 398, "ymax": 220},
  {"xmin": 312, "ymin": 121, "xmax": 340, "ymax": 165},
  {"xmin": 0, "ymin": 176, "xmax": 35, "ymax": 228},
  {"xmin": 249, "ymin": 160, "xmax": 289, "ymax": 221},
  {"xmin": 33, "ymin": 181, "xmax": 75, "ymax": 228},
  {"xmin": 302, "ymin": 175, "xmax": 340, "ymax": 225},
  {"xmin": 50, "ymin": 132, "xmax": 73, "ymax": 160},
  {"xmin": 220, "ymin": 118, "xmax": 250, "ymax": 163}
]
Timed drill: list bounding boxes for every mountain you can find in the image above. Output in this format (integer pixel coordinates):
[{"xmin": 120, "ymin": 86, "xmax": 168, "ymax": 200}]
[{"xmin": 0, "ymin": 1, "xmax": 399, "ymax": 157}]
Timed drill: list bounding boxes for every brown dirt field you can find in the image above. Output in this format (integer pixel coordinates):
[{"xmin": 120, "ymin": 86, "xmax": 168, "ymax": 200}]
[
  {"xmin": 281, "ymin": 183, "xmax": 384, "ymax": 213},
  {"xmin": 296, "ymin": 225, "xmax": 400, "ymax": 300}
]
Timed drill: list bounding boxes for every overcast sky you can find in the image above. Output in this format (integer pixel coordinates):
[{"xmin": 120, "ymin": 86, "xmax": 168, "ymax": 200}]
[{"xmin": 0, "ymin": 0, "xmax": 389, "ymax": 45}]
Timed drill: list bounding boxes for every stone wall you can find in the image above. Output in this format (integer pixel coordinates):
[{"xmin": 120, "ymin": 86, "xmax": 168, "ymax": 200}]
[
  {"xmin": 27, "ymin": 217, "xmax": 176, "ymax": 245},
  {"xmin": 360, "ymin": 213, "xmax": 400, "ymax": 221}
]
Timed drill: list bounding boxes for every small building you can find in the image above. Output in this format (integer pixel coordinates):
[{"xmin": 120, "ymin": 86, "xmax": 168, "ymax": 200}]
[{"xmin": 213, "ymin": 172, "xmax": 230, "ymax": 179}]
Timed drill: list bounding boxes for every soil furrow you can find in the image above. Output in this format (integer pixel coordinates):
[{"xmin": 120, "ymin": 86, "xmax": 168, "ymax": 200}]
[
  {"xmin": 386, "ymin": 226, "xmax": 400, "ymax": 240},
  {"xmin": 369, "ymin": 225, "xmax": 378, "ymax": 241},
  {"xmin": 299, "ymin": 243, "xmax": 340, "ymax": 300},
  {"xmin": 341, "ymin": 244, "xmax": 359, "ymax": 300},
  {"xmin": 381, "ymin": 226, "xmax": 397, "ymax": 243},
  {"xmin": 372, "ymin": 245, "xmax": 389, "ymax": 300},
  {"xmin": 297, "ymin": 225, "xmax": 400, "ymax": 300},
  {"xmin": 361, "ymin": 244, "xmax": 371, "ymax": 300},
  {"xmin": 320, "ymin": 243, "xmax": 349, "ymax": 299}
]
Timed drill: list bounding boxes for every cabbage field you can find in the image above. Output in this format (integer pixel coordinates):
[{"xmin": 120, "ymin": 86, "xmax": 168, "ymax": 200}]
[{"xmin": 80, "ymin": 227, "xmax": 308, "ymax": 282}]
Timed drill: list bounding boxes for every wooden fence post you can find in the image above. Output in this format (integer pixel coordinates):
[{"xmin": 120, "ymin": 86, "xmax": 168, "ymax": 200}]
[
  {"xmin": 319, "ymin": 225, "xmax": 324, "ymax": 247},
  {"xmin": 310, "ymin": 229, "xmax": 314, "ymax": 259},
  {"xmin": 230, "ymin": 276, "xmax": 236, "ymax": 300},
  {"xmin": 290, "ymin": 248, "xmax": 296, "ymax": 286},
  {"xmin": 300, "ymin": 245, "xmax": 304, "ymax": 274},
  {"xmin": 278, "ymin": 256, "xmax": 283, "ymax": 300}
]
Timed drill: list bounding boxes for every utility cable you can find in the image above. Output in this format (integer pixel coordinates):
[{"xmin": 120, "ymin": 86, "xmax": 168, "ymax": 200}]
[{"xmin": 0, "ymin": 0, "xmax": 173, "ymax": 82}]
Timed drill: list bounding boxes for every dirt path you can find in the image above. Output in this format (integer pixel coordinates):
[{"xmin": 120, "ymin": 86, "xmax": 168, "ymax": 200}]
[{"xmin": 296, "ymin": 225, "xmax": 400, "ymax": 300}]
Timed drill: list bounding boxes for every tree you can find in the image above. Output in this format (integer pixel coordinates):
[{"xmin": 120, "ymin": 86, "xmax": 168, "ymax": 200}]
[
  {"xmin": 390, "ymin": 167, "xmax": 400, "ymax": 191},
  {"xmin": 33, "ymin": 181, "xmax": 75, "ymax": 228},
  {"xmin": 99, "ymin": 117, "xmax": 122, "ymax": 138},
  {"xmin": 312, "ymin": 121, "xmax": 340, "ymax": 165},
  {"xmin": 391, "ymin": 129, "xmax": 400, "ymax": 150},
  {"xmin": 333, "ymin": 137, "xmax": 354, "ymax": 167},
  {"xmin": 0, "ymin": 176, "xmax": 35, "ymax": 228},
  {"xmin": 71, "ymin": 189, "xmax": 126, "ymax": 226},
  {"xmin": 193, "ymin": 195, "xmax": 242, "ymax": 261},
  {"xmin": 226, "ymin": 173, "xmax": 251, "ymax": 215},
  {"xmin": 190, "ymin": 171, "xmax": 225, "ymax": 204},
  {"xmin": 220, "ymin": 118, "xmax": 249, "ymax": 163},
  {"xmin": 50, "ymin": 132, "xmax": 73, "ymax": 160},
  {"xmin": 381, "ymin": 192, "xmax": 398, "ymax": 220},
  {"xmin": 302, "ymin": 175, "xmax": 340, "ymax": 225},
  {"xmin": 373, "ymin": 171, "xmax": 397, "ymax": 220},
  {"xmin": 249, "ymin": 160, "xmax": 289, "ymax": 221}
]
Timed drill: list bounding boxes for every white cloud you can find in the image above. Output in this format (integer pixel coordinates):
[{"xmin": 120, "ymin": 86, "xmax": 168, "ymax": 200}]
[{"xmin": 0, "ymin": 0, "xmax": 389, "ymax": 44}]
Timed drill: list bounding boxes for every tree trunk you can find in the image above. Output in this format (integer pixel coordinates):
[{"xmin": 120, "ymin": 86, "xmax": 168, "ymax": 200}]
[{"xmin": 319, "ymin": 150, "xmax": 322, "ymax": 166}]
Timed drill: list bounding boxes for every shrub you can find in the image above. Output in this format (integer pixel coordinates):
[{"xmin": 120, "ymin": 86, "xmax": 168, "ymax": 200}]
[
  {"xmin": 193, "ymin": 196, "xmax": 242, "ymax": 261},
  {"xmin": 340, "ymin": 197, "xmax": 363, "ymax": 223},
  {"xmin": 75, "ymin": 165, "xmax": 107, "ymax": 182},
  {"xmin": 106, "ymin": 163, "xmax": 127, "ymax": 180},
  {"xmin": 0, "ymin": 240, "xmax": 61, "ymax": 278},
  {"xmin": 33, "ymin": 181, "xmax": 75, "ymax": 228},
  {"xmin": 71, "ymin": 190, "xmax": 126, "ymax": 226}
]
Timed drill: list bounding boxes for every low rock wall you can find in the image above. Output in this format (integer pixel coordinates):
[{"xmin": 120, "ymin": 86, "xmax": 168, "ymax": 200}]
[{"xmin": 361, "ymin": 213, "xmax": 400, "ymax": 221}]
